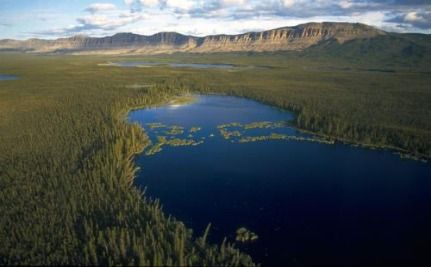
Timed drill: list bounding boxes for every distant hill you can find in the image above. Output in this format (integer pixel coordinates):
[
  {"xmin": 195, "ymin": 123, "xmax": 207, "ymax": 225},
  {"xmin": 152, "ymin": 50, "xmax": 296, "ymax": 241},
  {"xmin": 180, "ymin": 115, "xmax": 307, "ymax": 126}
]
[
  {"xmin": 1, "ymin": 22, "xmax": 430, "ymax": 67},
  {"xmin": 302, "ymin": 32, "xmax": 431, "ymax": 69},
  {"xmin": 0, "ymin": 22, "xmax": 387, "ymax": 54}
]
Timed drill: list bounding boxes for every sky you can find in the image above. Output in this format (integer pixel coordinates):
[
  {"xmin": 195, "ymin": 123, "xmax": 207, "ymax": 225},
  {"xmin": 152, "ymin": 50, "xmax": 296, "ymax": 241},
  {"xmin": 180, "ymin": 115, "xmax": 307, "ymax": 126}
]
[{"xmin": 0, "ymin": 0, "xmax": 430, "ymax": 40}]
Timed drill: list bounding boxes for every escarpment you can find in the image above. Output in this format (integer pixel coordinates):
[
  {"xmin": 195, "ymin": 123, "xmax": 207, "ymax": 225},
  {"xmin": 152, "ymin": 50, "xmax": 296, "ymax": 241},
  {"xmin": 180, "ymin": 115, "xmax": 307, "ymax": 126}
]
[{"xmin": 0, "ymin": 22, "xmax": 386, "ymax": 54}]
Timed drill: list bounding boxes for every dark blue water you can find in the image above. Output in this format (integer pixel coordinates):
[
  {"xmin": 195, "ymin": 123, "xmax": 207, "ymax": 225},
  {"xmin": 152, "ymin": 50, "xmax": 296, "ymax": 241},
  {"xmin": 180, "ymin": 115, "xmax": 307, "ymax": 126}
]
[
  {"xmin": 111, "ymin": 61, "xmax": 235, "ymax": 69},
  {"xmin": 0, "ymin": 74, "xmax": 17, "ymax": 80},
  {"xmin": 129, "ymin": 95, "xmax": 431, "ymax": 266}
]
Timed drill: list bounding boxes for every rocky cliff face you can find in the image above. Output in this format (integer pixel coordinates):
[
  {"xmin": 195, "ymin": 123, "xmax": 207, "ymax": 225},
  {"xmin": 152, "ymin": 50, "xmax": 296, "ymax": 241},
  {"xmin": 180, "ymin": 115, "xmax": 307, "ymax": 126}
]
[
  {"xmin": 0, "ymin": 22, "xmax": 385, "ymax": 54},
  {"xmin": 194, "ymin": 22, "xmax": 384, "ymax": 52}
]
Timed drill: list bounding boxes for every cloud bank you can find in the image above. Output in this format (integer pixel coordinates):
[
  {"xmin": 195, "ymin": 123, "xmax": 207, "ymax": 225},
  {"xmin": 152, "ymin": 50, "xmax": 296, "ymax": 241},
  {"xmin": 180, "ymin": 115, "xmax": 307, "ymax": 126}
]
[{"xmin": 20, "ymin": 0, "xmax": 431, "ymax": 39}]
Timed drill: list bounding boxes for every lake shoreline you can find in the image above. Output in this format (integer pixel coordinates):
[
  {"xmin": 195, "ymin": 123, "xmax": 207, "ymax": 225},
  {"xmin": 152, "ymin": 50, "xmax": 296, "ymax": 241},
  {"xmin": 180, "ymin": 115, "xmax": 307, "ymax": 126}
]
[
  {"xmin": 126, "ymin": 92, "xmax": 429, "ymax": 163},
  {"xmin": 295, "ymin": 128, "xmax": 429, "ymax": 163}
]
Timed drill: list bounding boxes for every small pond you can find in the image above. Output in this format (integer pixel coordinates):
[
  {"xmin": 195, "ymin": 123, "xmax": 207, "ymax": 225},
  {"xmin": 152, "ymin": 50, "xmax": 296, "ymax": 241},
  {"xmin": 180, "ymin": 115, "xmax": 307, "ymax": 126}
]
[
  {"xmin": 129, "ymin": 95, "xmax": 431, "ymax": 266},
  {"xmin": 0, "ymin": 74, "xmax": 18, "ymax": 80},
  {"xmin": 106, "ymin": 61, "xmax": 235, "ymax": 69}
]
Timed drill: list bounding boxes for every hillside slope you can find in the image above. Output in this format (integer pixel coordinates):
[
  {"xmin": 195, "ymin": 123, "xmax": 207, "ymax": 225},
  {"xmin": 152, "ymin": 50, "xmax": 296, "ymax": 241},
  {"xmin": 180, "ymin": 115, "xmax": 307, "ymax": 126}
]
[{"xmin": 303, "ymin": 32, "xmax": 431, "ymax": 69}]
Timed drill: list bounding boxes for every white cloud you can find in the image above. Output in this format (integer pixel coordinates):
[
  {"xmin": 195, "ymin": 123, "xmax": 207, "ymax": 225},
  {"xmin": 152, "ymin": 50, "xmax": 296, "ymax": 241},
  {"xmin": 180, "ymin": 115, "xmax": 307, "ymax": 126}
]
[
  {"xmin": 282, "ymin": 0, "xmax": 296, "ymax": 8},
  {"xmin": 339, "ymin": 0, "xmax": 352, "ymax": 9},
  {"xmin": 166, "ymin": 0, "xmax": 195, "ymax": 10},
  {"xmin": 85, "ymin": 3, "xmax": 117, "ymax": 14},
  {"xmin": 77, "ymin": 14, "xmax": 137, "ymax": 29},
  {"xmin": 50, "ymin": 3, "xmax": 147, "ymax": 35},
  {"xmin": 139, "ymin": 0, "xmax": 159, "ymax": 7},
  {"xmin": 404, "ymin": 12, "xmax": 425, "ymax": 23},
  {"xmin": 124, "ymin": 0, "xmax": 135, "ymax": 5},
  {"xmin": 221, "ymin": 0, "xmax": 247, "ymax": 6},
  {"xmin": 125, "ymin": 0, "xmax": 196, "ymax": 10}
]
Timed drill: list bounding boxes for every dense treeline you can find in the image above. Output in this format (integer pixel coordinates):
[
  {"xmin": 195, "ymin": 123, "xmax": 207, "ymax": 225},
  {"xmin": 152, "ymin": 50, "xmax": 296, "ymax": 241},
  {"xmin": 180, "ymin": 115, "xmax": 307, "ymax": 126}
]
[{"xmin": 0, "ymin": 54, "xmax": 254, "ymax": 265}]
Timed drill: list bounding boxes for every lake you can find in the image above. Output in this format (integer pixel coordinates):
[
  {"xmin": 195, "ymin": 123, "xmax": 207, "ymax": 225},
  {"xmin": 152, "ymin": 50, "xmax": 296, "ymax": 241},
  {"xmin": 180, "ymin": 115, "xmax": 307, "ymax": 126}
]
[
  {"xmin": 128, "ymin": 95, "xmax": 431, "ymax": 266},
  {"xmin": 0, "ymin": 74, "xmax": 17, "ymax": 80},
  {"xmin": 107, "ymin": 61, "xmax": 235, "ymax": 69}
]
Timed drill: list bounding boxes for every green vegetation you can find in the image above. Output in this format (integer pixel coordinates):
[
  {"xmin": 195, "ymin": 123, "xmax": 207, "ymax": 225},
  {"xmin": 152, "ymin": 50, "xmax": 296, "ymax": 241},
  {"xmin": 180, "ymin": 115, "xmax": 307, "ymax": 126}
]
[
  {"xmin": 0, "ymin": 39, "xmax": 430, "ymax": 264},
  {"xmin": 142, "ymin": 120, "xmax": 334, "ymax": 154},
  {"xmin": 143, "ymin": 123, "xmax": 205, "ymax": 156},
  {"xmin": 218, "ymin": 122, "xmax": 242, "ymax": 128},
  {"xmin": 243, "ymin": 121, "xmax": 287, "ymax": 130},
  {"xmin": 145, "ymin": 135, "xmax": 204, "ymax": 156},
  {"xmin": 235, "ymin": 228, "xmax": 258, "ymax": 243},
  {"xmin": 219, "ymin": 128, "xmax": 242, "ymax": 140},
  {"xmin": 147, "ymin": 122, "xmax": 166, "ymax": 129},
  {"xmin": 168, "ymin": 138, "xmax": 202, "ymax": 146},
  {"xmin": 168, "ymin": 94, "xmax": 197, "ymax": 106},
  {"xmin": 216, "ymin": 121, "xmax": 334, "ymax": 145},
  {"xmin": 217, "ymin": 123, "xmax": 243, "ymax": 140},
  {"xmin": 164, "ymin": 126, "xmax": 184, "ymax": 135},
  {"xmin": 0, "ymin": 54, "xmax": 254, "ymax": 266},
  {"xmin": 237, "ymin": 133, "xmax": 334, "ymax": 145},
  {"xmin": 189, "ymin": 127, "xmax": 201, "ymax": 133}
]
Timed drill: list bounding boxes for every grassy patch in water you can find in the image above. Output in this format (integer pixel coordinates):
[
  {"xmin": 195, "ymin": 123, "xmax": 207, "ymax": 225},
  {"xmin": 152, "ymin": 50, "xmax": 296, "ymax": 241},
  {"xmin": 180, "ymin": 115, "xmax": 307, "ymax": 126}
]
[
  {"xmin": 164, "ymin": 125, "xmax": 184, "ymax": 135},
  {"xmin": 145, "ymin": 135, "xmax": 204, "ymax": 156},
  {"xmin": 189, "ymin": 127, "xmax": 201, "ymax": 133},
  {"xmin": 236, "ymin": 227, "xmax": 258, "ymax": 243},
  {"xmin": 237, "ymin": 133, "xmax": 335, "ymax": 145},
  {"xmin": 243, "ymin": 121, "xmax": 287, "ymax": 129}
]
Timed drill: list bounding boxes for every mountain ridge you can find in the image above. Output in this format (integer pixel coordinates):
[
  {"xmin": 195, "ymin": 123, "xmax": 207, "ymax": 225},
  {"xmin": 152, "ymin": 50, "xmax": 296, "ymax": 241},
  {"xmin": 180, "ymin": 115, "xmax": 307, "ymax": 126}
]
[{"xmin": 0, "ymin": 22, "xmax": 418, "ymax": 55}]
